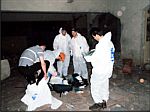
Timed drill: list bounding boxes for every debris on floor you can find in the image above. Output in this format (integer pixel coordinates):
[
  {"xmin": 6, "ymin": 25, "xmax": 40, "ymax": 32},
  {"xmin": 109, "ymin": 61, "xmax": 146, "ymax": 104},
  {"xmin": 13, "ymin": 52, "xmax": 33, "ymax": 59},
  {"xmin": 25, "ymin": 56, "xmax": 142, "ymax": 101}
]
[{"xmin": 1, "ymin": 61, "xmax": 150, "ymax": 111}]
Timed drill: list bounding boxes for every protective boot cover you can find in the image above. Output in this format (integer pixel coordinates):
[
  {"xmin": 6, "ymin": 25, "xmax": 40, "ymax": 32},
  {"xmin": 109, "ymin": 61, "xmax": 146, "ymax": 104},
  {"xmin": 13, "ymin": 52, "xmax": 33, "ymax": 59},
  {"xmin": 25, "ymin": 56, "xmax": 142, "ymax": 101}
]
[{"xmin": 21, "ymin": 77, "xmax": 62, "ymax": 111}]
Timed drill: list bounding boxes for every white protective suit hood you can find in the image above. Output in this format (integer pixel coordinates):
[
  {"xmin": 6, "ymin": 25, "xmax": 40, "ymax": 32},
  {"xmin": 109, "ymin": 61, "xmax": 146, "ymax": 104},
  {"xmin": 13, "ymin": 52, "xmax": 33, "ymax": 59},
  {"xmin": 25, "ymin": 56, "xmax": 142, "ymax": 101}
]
[
  {"xmin": 100, "ymin": 32, "xmax": 112, "ymax": 42},
  {"xmin": 76, "ymin": 32, "xmax": 81, "ymax": 37},
  {"xmin": 59, "ymin": 27, "xmax": 68, "ymax": 36},
  {"xmin": 59, "ymin": 27, "xmax": 63, "ymax": 34}
]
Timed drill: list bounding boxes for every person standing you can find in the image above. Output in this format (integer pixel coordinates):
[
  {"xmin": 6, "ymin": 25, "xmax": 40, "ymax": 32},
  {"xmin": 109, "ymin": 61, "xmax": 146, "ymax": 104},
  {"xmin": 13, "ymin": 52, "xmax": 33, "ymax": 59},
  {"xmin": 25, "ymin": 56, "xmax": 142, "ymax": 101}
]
[
  {"xmin": 53, "ymin": 27, "xmax": 71, "ymax": 78},
  {"xmin": 84, "ymin": 28, "xmax": 115, "ymax": 111},
  {"xmin": 18, "ymin": 41, "xmax": 50, "ymax": 85},
  {"xmin": 70, "ymin": 28, "xmax": 89, "ymax": 87}
]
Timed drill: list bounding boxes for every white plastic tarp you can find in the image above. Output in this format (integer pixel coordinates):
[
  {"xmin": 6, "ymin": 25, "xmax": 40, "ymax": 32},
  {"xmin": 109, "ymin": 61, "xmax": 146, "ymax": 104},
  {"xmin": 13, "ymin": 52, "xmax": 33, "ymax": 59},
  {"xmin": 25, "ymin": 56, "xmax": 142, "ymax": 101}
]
[{"xmin": 21, "ymin": 78, "xmax": 62, "ymax": 111}]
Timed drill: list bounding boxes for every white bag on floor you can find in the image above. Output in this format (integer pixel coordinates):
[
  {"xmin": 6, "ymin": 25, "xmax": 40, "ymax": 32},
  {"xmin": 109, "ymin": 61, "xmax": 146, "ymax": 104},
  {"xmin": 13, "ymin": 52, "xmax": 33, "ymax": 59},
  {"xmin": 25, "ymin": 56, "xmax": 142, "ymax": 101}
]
[
  {"xmin": 21, "ymin": 78, "xmax": 62, "ymax": 111},
  {"xmin": 50, "ymin": 76, "xmax": 63, "ymax": 84}
]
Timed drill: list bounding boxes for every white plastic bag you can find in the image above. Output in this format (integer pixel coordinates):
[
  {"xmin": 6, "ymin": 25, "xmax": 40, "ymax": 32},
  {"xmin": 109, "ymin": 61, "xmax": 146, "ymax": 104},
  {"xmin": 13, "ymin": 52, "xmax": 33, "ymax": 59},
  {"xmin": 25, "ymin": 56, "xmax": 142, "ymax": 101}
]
[{"xmin": 21, "ymin": 77, "xmax": 62, "ymax": 111}]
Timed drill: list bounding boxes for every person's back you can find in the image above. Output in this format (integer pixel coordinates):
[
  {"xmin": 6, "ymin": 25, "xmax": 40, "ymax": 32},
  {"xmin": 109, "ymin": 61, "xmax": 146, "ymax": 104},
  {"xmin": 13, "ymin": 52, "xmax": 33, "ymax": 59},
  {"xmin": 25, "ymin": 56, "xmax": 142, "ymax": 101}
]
[
  {"xmin": 19, "ymin": 45, "xmax": 43, "ymax": 67},
  {"xmin": 43, "ymin": 50, "xmax": 61, "ymax": 75}
]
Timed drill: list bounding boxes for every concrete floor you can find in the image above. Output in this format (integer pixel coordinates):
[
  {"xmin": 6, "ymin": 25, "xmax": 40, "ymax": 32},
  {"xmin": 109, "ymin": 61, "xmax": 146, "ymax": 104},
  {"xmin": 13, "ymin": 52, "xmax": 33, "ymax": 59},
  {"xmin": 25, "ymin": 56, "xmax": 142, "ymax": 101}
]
[{"xmin": 1, "ymin": 63, "xmax": 150, "ymax": 111}]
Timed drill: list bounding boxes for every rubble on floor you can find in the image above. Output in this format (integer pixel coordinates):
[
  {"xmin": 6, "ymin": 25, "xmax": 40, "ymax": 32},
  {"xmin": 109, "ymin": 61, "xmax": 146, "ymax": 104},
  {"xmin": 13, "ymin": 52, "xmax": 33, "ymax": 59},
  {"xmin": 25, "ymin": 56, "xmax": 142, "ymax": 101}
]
[{"xmin": 1, "ymin": 55, "xmax": 150, "ymax": 111}]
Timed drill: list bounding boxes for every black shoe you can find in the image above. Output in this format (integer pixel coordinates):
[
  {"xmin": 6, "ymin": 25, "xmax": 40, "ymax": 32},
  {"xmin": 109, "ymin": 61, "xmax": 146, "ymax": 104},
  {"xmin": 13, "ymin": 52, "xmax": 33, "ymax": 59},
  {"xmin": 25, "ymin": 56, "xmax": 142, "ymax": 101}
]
[
  {"xmin": 82, "ymin": 78, "xmax": 89, "ymax": 87},
  {"xmin": 62, "ymin": 75, "xmax": 67, "ymax": 80},
  {"xmin": 83, "ymin": 79, "xmax": 89, "ymax": 87},
  {"xmin": 27, "ymin": 78, "xmax": 36, "ymax": 85},
  {"xmin": 89, "ymin": 103, "xmax": 103, "ymax": 111}
]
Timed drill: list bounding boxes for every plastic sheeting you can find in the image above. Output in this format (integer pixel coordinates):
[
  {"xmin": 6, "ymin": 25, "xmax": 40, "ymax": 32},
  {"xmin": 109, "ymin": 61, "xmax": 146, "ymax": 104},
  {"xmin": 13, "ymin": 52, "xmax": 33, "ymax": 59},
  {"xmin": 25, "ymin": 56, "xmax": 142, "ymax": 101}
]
[{"xmin": 21, "ymin": 78, "xmax": 62, "ymax": 111}]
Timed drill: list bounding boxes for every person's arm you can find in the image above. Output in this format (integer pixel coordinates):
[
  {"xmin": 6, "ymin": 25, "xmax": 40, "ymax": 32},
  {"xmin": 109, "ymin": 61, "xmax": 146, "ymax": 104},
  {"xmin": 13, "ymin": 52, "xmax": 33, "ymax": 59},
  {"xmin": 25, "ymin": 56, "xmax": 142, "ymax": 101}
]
[
  {"xmin": 53, "ymin": 36, "xmax": 59, "ymax": 50},
  {"xmin": 84, "ymin": 48, "xmax": 96, "ymax": 62},
  {"xmin": 39, "ymin": 56, "xmax": 47, "ymax": 79},
  {"xmin": 81, "ymin": 36, "xmax": 89, "ymax": 53}
]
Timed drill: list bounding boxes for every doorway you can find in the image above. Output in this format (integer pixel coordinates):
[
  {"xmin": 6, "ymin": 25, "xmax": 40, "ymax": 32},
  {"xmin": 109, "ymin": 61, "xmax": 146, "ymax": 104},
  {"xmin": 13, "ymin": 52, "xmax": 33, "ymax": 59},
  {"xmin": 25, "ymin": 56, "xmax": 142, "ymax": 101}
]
[
  {"xmin": 144, "ymin": 8, "xmax": 150, "ymax": 64},
  {"xmin": 89, "ymin": 13, "xmax": 121, "ymax": 52}
]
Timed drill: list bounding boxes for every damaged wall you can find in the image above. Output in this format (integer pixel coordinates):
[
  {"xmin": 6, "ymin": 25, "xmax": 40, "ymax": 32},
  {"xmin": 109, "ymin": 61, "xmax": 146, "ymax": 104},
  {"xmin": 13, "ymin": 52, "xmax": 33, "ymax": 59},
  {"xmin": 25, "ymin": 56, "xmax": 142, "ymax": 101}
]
[
  {"xmin": 108, "ymin": 0, "xmax": 150, "ymax": 65},
  {"xmin": 1, "ymin": 0, "xmax": 150, "ymax": 65},
  {"xmin": 1, "ymin": 0, "xmax": 108, "ymax": 12}
]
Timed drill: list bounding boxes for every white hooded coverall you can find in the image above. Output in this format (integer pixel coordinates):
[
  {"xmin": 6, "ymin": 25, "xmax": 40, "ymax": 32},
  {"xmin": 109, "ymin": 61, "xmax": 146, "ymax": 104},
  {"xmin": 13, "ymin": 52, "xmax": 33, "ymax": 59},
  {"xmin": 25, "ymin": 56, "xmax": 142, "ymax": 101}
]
[
  {"xmin": 84, "ymin": 32, "xmax": 115, "ymax": 103},
  {"xmin": 53, "ymin": 28, "xmax": 71, "ymax": 77},
  {"xmin": 44, "ymin": 50, "xmax": 67, "ymax": 84},
  {"xmin": 70, "ymin": 33, "xmax": 89, "ymax": 79},
  {"xmin": 44, "ymin": 50, "xmax": 61, "ymax": 75}
]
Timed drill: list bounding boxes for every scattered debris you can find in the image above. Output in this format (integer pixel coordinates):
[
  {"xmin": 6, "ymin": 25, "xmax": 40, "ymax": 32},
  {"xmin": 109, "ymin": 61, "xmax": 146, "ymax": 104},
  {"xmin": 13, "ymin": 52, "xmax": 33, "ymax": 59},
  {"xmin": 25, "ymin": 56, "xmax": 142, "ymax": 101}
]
[
  {"xmin": 112, "ymin": 73, "xmax": 117, "ymax": 79},
  {"xmin": 143, "ymin": 63, "xmax": 150, "ymax": 71},
  {"xmin": 66, "ymin": 103, "xmax": 75, "ymax": 111},
  {"xmin": 115, "ymin": 104, "xmax": 121, "ymax": 107},
  {"xmin": 122, "ymin": 58, "xmax": 133, "ymax": 74}
]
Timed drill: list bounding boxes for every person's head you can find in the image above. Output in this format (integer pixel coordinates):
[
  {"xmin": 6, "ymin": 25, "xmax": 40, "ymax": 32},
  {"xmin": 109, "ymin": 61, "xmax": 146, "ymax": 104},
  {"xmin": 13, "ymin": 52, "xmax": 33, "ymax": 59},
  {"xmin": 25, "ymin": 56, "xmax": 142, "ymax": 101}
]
[
  {"xmin": 38, "ymin": 40, "xmax": 46, "ymax": 51},
  {"xmin": 71, "ymin": 28, "xmax": 78, "ymax": 38},
  {"xmin": 61, "ymin": 28, "xmax": 67, "ymax": 36},
  {"xmin": 90, "ymin": 27, "xmax": 105, "ymax": 41}
]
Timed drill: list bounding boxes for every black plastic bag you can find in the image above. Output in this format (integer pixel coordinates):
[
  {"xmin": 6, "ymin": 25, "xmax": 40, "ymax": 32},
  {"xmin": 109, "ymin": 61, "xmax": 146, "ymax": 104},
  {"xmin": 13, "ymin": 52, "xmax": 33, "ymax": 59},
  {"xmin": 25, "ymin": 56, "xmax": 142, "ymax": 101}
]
[{"xmin": 47, "ymin": 76, "xmax": 73, "ymax": 97}]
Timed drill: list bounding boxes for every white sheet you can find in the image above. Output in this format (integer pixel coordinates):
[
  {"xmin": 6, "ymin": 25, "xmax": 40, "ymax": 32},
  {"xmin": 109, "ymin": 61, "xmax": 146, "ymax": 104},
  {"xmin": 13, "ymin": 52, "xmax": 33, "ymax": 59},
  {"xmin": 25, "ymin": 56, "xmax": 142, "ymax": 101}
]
[{"xmin": 21, "ymin": 78, "xmax": 62, "ymax": 111}]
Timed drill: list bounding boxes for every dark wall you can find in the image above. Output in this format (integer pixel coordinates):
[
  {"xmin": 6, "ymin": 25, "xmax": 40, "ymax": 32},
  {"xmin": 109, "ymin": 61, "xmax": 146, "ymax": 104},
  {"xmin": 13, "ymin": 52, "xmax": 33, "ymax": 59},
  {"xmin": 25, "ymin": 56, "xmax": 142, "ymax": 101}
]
[
  {"xmin": 1, "ymin": 21, "xmax": 72, "ymax": 58},
  {"xmin": 1, "ymin": 12, "xmax": 121, "ymax": 60},
  {"xmin": 98, "ymin": 13, "xmax": 121, "ymax": 52}
]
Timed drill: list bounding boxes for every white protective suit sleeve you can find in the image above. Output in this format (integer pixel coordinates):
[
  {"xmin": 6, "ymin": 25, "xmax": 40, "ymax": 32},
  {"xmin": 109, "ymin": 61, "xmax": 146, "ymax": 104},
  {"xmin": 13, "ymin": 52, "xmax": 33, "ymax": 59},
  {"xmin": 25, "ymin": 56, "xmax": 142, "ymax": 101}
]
[
  {"xmin": 77, "ymin": 33, "xmax": 89, "ymax": 54},
  {"xmin": 53, "ymin": 35, "xmax": 60, "ymax": 50},
  {"xmin": 81, "ymin": 36, "xmax": 89, "ymax": 53}
]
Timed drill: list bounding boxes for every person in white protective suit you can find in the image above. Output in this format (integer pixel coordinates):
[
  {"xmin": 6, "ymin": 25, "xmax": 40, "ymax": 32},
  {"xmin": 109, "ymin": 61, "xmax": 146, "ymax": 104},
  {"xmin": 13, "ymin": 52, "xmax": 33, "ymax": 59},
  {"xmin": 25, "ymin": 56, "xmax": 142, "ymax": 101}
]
[
  {"xmin": 70, "ymin": 28, "xmax": 89, "ymax": 87},
  {"xmin": 35, "ymin": 49, "xmax": 65, "ymax": 77},
  {"xmin": 53, "ymin": 27, "xmax": 71, "ymax": 78},
  {"xmin": 43, "ymin": 50, "xmax": 68, "ymax": 85},
  {"xmin": 43, "ymin": 49, "xmax": 63, "ymax": 76},
  {"xmin": 84, "ymin": 28, "xmax": 115, "ymax": 111}
]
